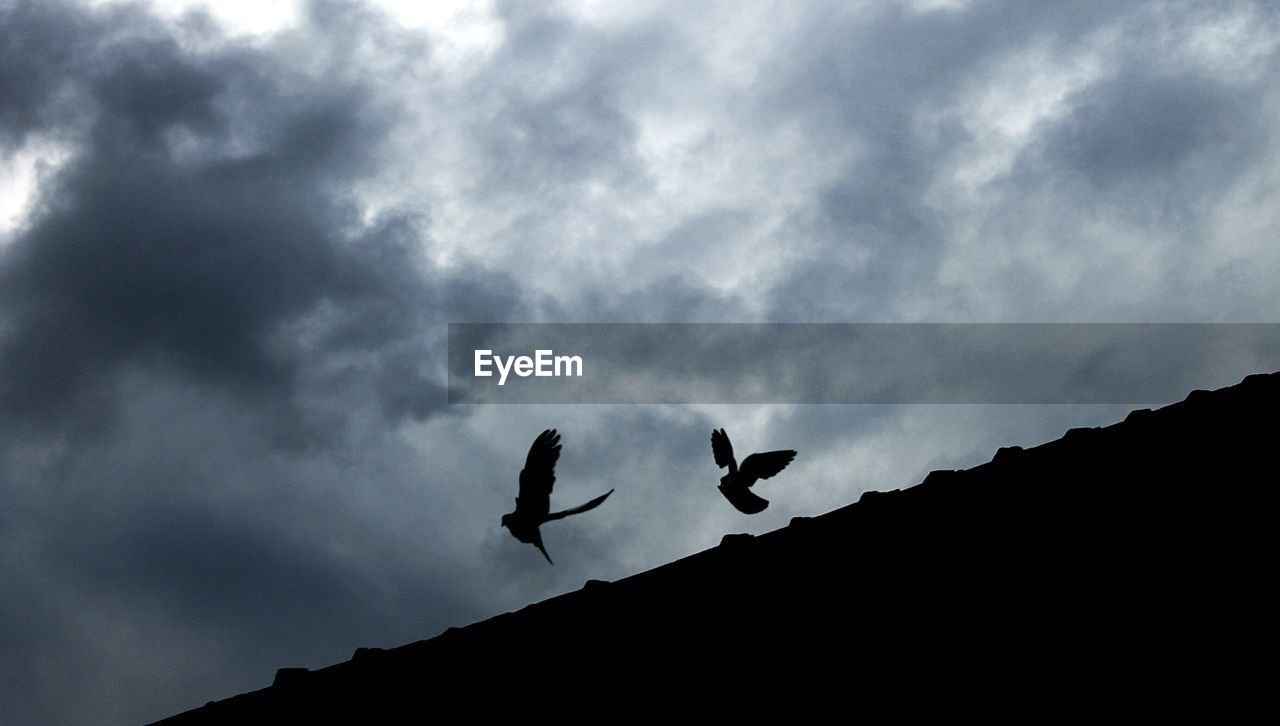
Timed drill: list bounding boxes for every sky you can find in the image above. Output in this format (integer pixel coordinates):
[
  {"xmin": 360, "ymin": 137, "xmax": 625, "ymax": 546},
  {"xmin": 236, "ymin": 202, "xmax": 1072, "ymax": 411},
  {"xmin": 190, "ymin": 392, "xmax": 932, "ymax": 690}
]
[{"xmin": 2, "ymin": 0, "xmax": 1279, "ymax": 722}]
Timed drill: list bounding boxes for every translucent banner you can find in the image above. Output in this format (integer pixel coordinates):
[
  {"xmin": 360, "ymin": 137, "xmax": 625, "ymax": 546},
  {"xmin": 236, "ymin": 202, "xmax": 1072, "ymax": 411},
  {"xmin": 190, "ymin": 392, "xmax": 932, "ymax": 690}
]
[{"xmin": 446, "ymin": 323, "xmax": 1280, "ymax": 403}]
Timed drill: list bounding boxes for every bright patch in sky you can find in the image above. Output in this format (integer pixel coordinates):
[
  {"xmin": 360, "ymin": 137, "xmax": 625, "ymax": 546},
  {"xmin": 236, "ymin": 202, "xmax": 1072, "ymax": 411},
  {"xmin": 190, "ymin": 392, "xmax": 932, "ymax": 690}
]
[
  {"xmin": 86, "ymin": 0, "xmax": 304, "ymax": 37},
  {"xmin": 84, "ymin": 0, "xmax": 503, "ymax": 63},
  {"xmin": 0, "ymin": 138, "xmax": 73, "ymax": 241}
]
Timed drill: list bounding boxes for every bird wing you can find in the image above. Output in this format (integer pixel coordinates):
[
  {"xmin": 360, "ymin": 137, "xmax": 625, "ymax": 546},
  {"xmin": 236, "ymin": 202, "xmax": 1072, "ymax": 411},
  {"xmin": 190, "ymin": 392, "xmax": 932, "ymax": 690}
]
[
  {"xmin": 711, "ymin": 428, "xmax": 736, "ymax": 469},
  {"xmin": 516, "ymin": 429, "xmax": 561, "ymax": 517},
  {"xmin": 545, "ymin": 488, "xmax": 614, "ymax": 522},
  {"xmin": 739, "ymin": 450, "xmax": 797, "ymax": 484},
  {"xmin": 718, "ymin": 484, "xmax": 770, "ymax": 514}
]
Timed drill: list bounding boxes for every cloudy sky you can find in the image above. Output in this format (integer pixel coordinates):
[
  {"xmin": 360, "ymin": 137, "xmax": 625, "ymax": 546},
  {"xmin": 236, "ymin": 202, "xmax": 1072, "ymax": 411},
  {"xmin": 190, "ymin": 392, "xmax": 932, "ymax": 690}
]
[{"xmin": 2, "ymin": 0, "xmax": 1279, "ymax": 722}]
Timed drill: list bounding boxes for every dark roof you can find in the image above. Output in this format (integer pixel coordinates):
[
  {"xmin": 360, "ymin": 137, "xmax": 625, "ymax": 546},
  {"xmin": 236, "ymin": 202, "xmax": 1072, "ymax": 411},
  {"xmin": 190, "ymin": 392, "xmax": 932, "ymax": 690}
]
[{"xmin": 156, "ymin": 372, "xmax": 1278, "ymax": 722}]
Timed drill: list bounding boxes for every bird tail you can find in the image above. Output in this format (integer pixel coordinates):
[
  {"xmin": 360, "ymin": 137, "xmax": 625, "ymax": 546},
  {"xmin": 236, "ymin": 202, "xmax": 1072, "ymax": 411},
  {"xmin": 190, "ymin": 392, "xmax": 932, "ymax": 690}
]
[
  {"xmin": 545, "ymin": 488, "xmax": 614, "ymax": 522},
  {"xmin": 535, "ymin": 541, "xmax": 554, "ymax": 565},
  {"xmin": 531, "ymin": 530, "xmax": 554, "ymax": 565}
]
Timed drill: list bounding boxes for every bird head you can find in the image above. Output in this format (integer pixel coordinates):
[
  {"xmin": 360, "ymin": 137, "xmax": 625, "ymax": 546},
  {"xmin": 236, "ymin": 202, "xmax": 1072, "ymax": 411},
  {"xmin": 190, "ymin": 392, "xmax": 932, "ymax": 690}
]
[{"xmin": 500, "ymin": 513, "xmax": 513, "ymax": 529}]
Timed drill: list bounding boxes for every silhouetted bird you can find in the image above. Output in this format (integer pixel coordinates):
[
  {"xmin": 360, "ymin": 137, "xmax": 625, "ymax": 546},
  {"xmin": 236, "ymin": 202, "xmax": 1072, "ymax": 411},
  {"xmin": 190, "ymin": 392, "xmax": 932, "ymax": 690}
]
[
  {"xmin": 711, "ymin": 428, "xmax": 797, "ymax": 514},
  {"xmin": 501, "ymin": 429, "xmax": 614, "ymax": 564}
]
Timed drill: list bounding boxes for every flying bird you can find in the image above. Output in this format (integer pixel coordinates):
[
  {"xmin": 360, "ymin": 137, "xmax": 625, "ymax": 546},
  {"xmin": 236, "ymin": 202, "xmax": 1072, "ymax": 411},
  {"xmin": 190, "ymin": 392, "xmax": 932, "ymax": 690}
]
[
  {"xmin": 501, "ymin": 429, "xmax": 614, "ymax": 564},
  {"xmin": 711, "ymin": 428, "xmax": 797, "ymax": 514}
]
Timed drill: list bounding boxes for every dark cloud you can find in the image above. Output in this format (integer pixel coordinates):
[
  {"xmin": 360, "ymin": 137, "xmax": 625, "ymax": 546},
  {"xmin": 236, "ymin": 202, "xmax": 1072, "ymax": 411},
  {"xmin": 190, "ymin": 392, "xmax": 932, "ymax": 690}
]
[
  {"xmin": 0, "ymin": 2, "xmax": 521, "ymax": 722},
  {"xmin": 0, "ymin": 374, "xmax": 483, "ymax": 723},
  {"xmin": 1048, "ymin": 72, "xmax": 1243, "ymax": 183},
  {"xmin": 0, "ymin": 1, "xmax": 94, "ymax": 144},
  {"xmin": 0, "ymin": 2, "xmax": 525, "ymax": 440},
  {"xmin": 1008, "ymin": 63, "xmax": 1274, "ymax": 241}
]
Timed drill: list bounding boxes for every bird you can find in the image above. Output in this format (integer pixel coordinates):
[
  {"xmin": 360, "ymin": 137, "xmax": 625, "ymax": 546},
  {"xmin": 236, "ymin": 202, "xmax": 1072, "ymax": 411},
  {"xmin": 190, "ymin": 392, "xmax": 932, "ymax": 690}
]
[
  {"xmin": 501, "ymin": 429, "xmax": 614, "ymax": 564},
  {"xmin": 710, "ymin": 428, "xmax": 797, "ymax": 514}
]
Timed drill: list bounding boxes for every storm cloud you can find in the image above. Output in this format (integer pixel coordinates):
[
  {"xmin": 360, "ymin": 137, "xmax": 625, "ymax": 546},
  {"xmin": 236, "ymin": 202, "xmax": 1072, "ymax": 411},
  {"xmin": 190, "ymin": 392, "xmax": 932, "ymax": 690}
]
[{"xmin": 2, "ymin": 0, "xmax": 1279, "ymax": 723}]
